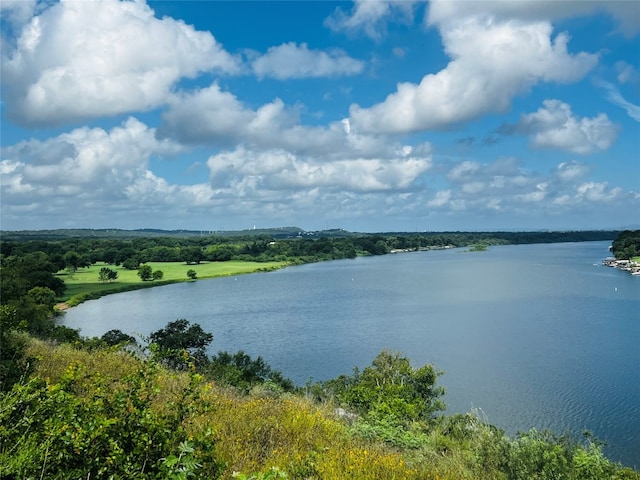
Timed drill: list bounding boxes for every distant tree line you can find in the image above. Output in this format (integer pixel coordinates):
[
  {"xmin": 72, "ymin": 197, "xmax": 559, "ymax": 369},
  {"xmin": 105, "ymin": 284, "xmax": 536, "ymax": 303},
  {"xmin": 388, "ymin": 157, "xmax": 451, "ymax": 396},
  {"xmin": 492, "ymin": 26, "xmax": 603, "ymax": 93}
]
[{"xmin": 0, "ymin": 229, "xmax": 620, "ymax": 271}]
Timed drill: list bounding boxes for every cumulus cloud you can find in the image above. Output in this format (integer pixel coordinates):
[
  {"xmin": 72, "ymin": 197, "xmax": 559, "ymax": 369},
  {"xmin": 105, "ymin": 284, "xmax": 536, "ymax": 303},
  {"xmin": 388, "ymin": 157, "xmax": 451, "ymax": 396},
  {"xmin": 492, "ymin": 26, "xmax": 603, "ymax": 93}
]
[
  {"xmin": 556, "ymin": 161, "xmax": 591, "ymax": 181},
  {"xmin": 251, "ymin": 42, "xmax": 364, "ymax": 79},
  {"xmin": 502, "ymin": 99, "xmax": 618, "ymax": 154},
  {"xmin": 427, "ymin": 0, "xmax": 640, "ymax": 37},
  {"xmin": 0, "ymin": 118, "xmax": 187, "ymax": 221},
  {"xmin": 349, "ymin": 16, "xmax": 598, "ymax": 134},
  {"xmin": 207, "ymin": 144, "xmax": 432, "ymax": 194},
  {"xmin": 575, "ymin": 182, "xmax": 623, "ymax": 202},
  {"xmin": 324, "ymin": 0, "xmax": 418, "ymax": 41},
  {"xmin": 1, "ymin": 0, "xmax": 240, "ymax": 126},
  {"xmin": 158, "ymin": 82, "xmax": 429, "ymax": 163},
  {"xmin": 420, "ymin": 156, "xmax": 634, "ymax": 220}
]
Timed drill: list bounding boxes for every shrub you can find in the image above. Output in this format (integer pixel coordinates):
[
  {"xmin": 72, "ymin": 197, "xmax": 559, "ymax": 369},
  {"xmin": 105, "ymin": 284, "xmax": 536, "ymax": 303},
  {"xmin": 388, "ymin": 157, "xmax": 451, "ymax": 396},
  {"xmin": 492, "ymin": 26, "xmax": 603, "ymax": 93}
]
[{"xmin": 0, "ymin": 360, "xmax": 220, "ymax": 479}]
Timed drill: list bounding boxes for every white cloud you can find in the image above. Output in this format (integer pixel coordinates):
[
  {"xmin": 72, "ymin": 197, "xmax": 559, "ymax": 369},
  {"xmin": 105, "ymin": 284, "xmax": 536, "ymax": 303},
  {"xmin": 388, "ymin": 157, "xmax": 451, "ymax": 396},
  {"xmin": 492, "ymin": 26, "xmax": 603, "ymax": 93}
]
[
  {"xmin": 1, "ymin": 0, "xmax": 241, "ymax": 126},
  {"xmin": 514, "ymin": 183, "xmax": 548, "ymax": 203},
  {"xmin": 324, "ymin": 0, "xmax": 418, "ymax": 41},
  {"xmin": 511, "ymin": 99, "xmax": 618, "ymax": 154},
  {"xmin": 1, "ymin": 118, "xmax": 185, "ymax": 217},
  {"xmin": 423, "ymin": 156, "xmax": 634, "ymax": 220},
  {"xmin": 575, "ymin": 182, "xmax": 623, "ymax": 203},
  {"xmin": 158, "ymin": 82, "xmax": 431, "ymax": 163},
  {"xmin": 615, "ymin": 61, "xmax": 639, "ymax": 85},
  {"xmin": 426, "ymin": 190, "xmax": 452, "ymax": 208},
  {"xmin": 597, "ymin": 80, "xmax": 640, "ymax": 122},
  {"xmin": 392, "ymin": 47, "xmax": 407, "ymax": 58},
  {"xmin": 556, "ymin": 161, "xmax": 590, "ymax": 181},
  {"xmin": 206, "ymin": 145, "xmax": 432, "ymax": 194},
  {"xmin": 251, "ymin": 42, "xmax": 364, "ymax": 79},
  {"xmin": 349, "ymin": 16, "xmax": 598, "ymax": 133},
  {"xmin": 427, "ymin": 0, "xmax": 640, "ymax": 37},
  {"xmin": 159, "ymin": 83, "xmax": 266, "ymax": 146},
  {"xmin": 0, "ymin": 0, "xmax": 36, "ymax": 30},
  {"xmin": 448, "ymin": 161, "xmax": 481, "ymax": 182}
]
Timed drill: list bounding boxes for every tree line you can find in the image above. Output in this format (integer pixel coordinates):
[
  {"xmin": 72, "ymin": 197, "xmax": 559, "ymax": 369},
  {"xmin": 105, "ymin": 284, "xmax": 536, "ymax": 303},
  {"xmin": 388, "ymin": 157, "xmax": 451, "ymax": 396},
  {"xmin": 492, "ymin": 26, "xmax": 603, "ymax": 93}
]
[{"xmin": 1, "ymin": 229, "xmax": 619, "ymax": 269}]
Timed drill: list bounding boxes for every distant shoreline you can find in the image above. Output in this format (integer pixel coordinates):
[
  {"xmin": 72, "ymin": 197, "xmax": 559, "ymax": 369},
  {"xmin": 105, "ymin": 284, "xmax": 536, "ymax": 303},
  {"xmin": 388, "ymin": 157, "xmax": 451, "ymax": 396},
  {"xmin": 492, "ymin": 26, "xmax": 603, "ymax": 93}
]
[{"xmin": 602, "ymin": 257, "xmax": 640, "ymax": 275}]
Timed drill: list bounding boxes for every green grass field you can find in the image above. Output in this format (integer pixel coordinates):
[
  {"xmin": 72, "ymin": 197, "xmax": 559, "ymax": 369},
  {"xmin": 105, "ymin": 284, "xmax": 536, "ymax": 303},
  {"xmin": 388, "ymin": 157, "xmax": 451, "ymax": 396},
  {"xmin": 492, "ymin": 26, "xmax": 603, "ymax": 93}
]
[{"xmin": 57, "ymin": 261, "xmax": 288, "ymax": 306}]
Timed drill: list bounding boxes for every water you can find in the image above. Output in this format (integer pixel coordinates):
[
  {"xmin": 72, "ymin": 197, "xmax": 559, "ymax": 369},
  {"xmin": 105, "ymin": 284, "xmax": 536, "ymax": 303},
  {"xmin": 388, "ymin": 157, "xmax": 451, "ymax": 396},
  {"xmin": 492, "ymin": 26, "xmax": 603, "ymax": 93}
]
[{"xmin": 61, "ymin": 241, "xmax": 640, "ymax": 467}]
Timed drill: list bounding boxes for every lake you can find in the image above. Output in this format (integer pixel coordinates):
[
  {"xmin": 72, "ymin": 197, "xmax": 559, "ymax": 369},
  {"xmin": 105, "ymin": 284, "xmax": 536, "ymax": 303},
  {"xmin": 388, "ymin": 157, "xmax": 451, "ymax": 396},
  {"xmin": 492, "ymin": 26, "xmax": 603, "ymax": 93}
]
[{"xmin": 61, "ymin": 241, "xmax": 640, "ymax": 467}]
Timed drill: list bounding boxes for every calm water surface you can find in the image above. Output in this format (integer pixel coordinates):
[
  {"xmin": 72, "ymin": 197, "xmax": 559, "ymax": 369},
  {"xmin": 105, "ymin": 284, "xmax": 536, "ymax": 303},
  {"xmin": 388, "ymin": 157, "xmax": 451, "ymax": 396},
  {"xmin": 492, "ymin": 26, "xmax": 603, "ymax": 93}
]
[{"xmin": 62, "ymin": 241, "xmax": 640, "ymax": 466}]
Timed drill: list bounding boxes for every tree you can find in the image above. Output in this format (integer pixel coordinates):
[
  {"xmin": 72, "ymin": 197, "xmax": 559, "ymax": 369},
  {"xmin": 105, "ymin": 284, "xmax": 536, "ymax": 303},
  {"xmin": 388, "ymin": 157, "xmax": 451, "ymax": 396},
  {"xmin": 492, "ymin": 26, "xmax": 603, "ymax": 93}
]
[
  {"xmin": 324, "ymin": 350, "xmax": 445, "ymax": 423},
  {"xmin": 152, "ymin": 270, "xmax": 164, "ymax": 281},
  {"xmin": 149, "ymin": 319, "xmax": 213, "ymax": 370},
  {"xmin": 206, "ymin": 350, "xmax": 294, "ymax": 392},
  {"xmin": 98, "ymin": 266, "xmax": 118, "ymax": 283},
  {"xmin": 186, "ymin": 269, "xmax": 197, "ymax": 280},
  {"xmin": 63, "ymin": 251, "xmax": 90, "ymax": 273},
  {"xmin": 108, "ymin": 269, "xmax": 118, "ymax": 282},
  {"xmin": 101, "ymin": 329, "xmax": 137, "ymax": 347},
  {"xmin": 181, "ymin": 246, "xmax": 204, "ymax": 265},
  {"xmin": 137, "ymin": 264, "xmax": 153, "ymax": 281},
  {"xmin": 122, "ymin": 258, "xmax": 140, "ymax": 270},
  {"xmin": 0, "ymin": 252, "xmax": 65, "ymax": 301}
]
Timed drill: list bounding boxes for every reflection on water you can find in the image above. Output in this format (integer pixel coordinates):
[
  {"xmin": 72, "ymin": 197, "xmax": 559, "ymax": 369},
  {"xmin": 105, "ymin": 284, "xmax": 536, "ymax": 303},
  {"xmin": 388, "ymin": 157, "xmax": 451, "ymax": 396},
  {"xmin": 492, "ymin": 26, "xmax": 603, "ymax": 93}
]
[{"xmin": 62, "ymin": 241, "xmax": 640, "ymax": 467}]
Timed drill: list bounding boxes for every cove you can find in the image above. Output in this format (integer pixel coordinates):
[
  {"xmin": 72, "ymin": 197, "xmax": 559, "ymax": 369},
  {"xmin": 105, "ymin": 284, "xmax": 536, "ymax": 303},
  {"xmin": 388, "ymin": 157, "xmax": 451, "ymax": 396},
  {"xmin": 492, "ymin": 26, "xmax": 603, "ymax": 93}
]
[{"xmin": 61, "ymin": 241, "xmax": 640, "ymax": 467}]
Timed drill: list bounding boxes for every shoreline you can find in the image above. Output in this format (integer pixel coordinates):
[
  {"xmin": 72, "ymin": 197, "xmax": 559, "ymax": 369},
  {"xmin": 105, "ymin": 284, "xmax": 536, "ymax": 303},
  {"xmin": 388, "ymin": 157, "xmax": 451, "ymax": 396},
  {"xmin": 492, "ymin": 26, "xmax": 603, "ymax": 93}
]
[
  {"xmin": 55, "ymin": 263, "xmax": 289, "ymax": 311},
  {"xmin": 602, "ymin": 257, "xmax": 640, "ymax": 275}
]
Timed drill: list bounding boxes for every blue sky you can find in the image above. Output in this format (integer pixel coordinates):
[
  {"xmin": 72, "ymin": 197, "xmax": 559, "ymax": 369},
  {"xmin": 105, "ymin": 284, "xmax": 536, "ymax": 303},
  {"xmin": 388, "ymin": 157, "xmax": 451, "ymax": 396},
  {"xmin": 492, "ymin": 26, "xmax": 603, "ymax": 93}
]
[{"xmin": 1, "ymin": 0, "xmax": 639, "ymax": 232}]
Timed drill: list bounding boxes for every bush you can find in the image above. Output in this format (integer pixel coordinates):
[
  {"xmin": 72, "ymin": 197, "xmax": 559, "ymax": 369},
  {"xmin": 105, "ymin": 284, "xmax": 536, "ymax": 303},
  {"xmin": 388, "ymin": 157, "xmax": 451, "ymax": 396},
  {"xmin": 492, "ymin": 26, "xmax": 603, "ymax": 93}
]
[{"xmin": 0, "ymin": 360, "xmax": 220, "ymax": 479}]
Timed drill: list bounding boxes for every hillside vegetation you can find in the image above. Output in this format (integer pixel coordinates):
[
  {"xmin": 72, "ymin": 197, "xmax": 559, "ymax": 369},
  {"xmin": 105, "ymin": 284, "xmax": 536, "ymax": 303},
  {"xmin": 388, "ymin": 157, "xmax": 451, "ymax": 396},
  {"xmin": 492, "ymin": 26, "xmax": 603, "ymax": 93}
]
[{"xmin": 1, "ymin": 327, "xmax": 638, "ymax": 479}]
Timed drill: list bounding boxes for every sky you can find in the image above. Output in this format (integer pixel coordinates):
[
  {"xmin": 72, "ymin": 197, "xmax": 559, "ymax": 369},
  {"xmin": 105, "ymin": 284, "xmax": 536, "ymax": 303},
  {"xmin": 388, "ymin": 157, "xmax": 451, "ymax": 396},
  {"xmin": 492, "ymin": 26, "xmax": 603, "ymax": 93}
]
[{"xmin": 1, "ymin": 0, "xmax": 639, "ymax": 233}]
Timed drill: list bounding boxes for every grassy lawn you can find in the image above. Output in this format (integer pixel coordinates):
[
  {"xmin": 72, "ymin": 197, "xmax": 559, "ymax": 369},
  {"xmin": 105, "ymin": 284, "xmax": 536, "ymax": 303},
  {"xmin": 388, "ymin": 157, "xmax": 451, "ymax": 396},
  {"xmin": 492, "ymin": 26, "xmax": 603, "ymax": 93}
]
[{"xmin": 57, "ymin": 261, "xmax": 288, "ymax": 306}]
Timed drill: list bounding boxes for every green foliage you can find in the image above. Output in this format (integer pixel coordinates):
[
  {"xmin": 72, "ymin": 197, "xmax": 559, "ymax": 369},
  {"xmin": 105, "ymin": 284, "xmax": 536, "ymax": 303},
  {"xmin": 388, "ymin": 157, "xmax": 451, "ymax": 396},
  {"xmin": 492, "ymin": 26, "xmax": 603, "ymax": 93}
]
[
  {"xmin": 153, "ymin": 269, "xmax": 164, "ymax": 280},
  {"xmin": 182, "ymin": 246, "xmax": 205, "ymax": 264},
  {"xmin": 98, "ymin": 266, "xmax": 118, "ymax": 282},
  {"xmin": 350, "ymin": 411, "xmax": 430, "ymax": 449},
  {"xmin": 0, "ymin": 251, "xmax": 65, "ymax": 300},
  {"xmin": 0, "ymin": 304, "xmax": 32, "ymax": 391},
  {"xmin": 122, "ymin": 257, "xmax": 140, "ymax": 269},
  {"xmin": 2, "ymin": 337, "xmax": 638, "ymax": 480},
  {"xmin": 612, "ymin": 230, "xmax": 640, "ymax": 260},
  {"xmin": 101, "ymin": 329, "xmax": 138, "ymax": 347},
  {"xmin": 0, "ymin": 361, "xmax": 221, "ymax": 479},
  {"xmin": 0, "ymin": 254, "xmax": 78, "ymax": 349},
  {"xmin": 232, "ymin": 466, "xmax": 288, "ymax": 479},
  {"xmin": 206, "ymin": 350, "xmax": 294, "ymax": 393},
  {"xmin": 503, "ymin": 429, "xmax": 636, "ymax": 480},
  {"xmin": 160, "ymin": 441, "xmax": 204, "ymax": 480},
  {"xmin": 150, "ymin": 319, "xmax": 213, "ymax": 371},
  {"xmin": 325, "ymin": 350, "xmax": 445, "ymax": 424},
  {"xmin": 138, "ymin": 263, "xmax": 153, "ymax": 281},
  {"xmin": 187, "ymin": 269, "xmax": 198, "ymax": 279}
]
